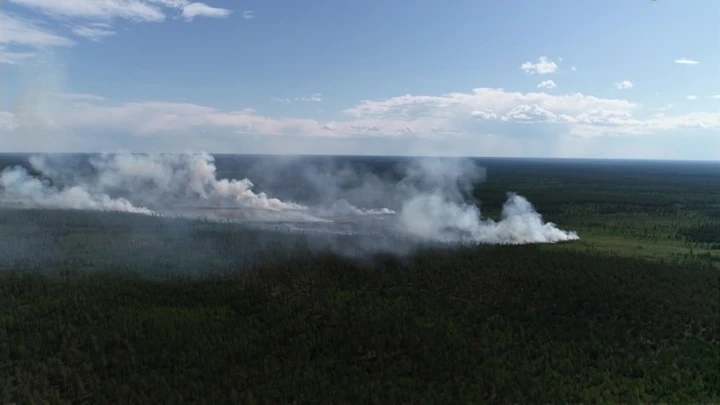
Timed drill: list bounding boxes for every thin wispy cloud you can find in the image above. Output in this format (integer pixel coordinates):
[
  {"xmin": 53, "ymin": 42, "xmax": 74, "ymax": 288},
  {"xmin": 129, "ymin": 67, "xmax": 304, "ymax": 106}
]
[
  {"xmin": 686, "ymin": 95, "xmax": 698, "ymax": 100},
  {"xmin": 275, "ymin": 94, "xmax": 323, "ymax": 103},
  {"xmin": 69, "ymin": 23, "xmax": 117, "ymax": 42},
  {"xmin": 675, "ymin": 57, "xmax": 699, "ymax": 65},
  {"xmin": 0, "ymin": 11, "xmax": 75, "ymax": 64},
  {"xmin": 1, "ymin": 12, "xmax": 75, "ymax": 48},
  {"xmin": 0, "ymin": 46, "xmax": 37, "ymax": 65},
  {"xmin": 242, "ymin": 10, "xmax": 255, "ymax": 19},
  {"xmin": 1, "ymin": 0, "xmax": 233, "ymax": 64},
  {"xmin": 7, "ymin": 0, "xmax": 166, "ymax": 22},
  {"xmin": 7, "ymin": 0, "xmax": 232, "ymax": 22}
]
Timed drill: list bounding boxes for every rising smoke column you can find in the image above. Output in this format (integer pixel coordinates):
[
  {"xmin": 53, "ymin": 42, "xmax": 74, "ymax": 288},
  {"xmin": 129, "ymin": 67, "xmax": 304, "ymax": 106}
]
[
  {"xmin": 397, "ymin": 192, "xmax": 579, "ymax": 244},
  {"xmin": 87, "ymin": 152, "xmax": 308, "ymax": 211},
  {"xmin": 392, "ymin": 158, "xmax": 579, "ymax": 244}
]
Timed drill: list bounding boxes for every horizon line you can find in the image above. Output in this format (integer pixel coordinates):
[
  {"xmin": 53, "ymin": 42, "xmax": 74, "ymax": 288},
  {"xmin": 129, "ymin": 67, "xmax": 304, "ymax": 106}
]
[{"xmin": 0, "ymin": 152, "xmax": 718, "ymax": 164}]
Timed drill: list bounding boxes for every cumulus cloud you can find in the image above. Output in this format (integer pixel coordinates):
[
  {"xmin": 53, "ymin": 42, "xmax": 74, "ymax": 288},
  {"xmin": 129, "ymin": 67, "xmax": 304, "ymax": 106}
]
[
  {"xmin": 570, "ymin": 66, "xmax": 577, "ymax": 72},
  {"xmin": 675, "ymin": 57, "xmax": 699, "ymax": 65},
  {"xmin": 686, "ymin": 95, "xmax": 698, "ymax": 100},
  {"xmin": 614, "ymin": 80, "xmax": 633, "ymax": 90},
  {"xmin": 520, "ymin": 56, "xmax": 558, "ymax": 75},
  {"xmin": 537, "ymin": 80, "xmax": 556, "ymax": 89}
]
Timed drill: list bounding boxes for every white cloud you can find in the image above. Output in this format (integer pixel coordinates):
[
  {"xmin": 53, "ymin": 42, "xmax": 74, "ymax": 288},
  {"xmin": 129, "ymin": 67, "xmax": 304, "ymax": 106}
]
[
  {"xmin": 5, "ymin": 86, "xmax": 720, "ymax": 155},
  {"xmin": 614, "ymin": 80, "xmax": 633, "ymax": 90},
  {"xmin": 470, "ymin": 110, "xmax": 497, "ymax": 120},
  {"xmin": 1, "ymin": 12, "xmax": 75, "ymax": 48},
  {"xmin": 653, "ymin": 103, "xmax": 674, "ymax": 111},
  {"xmin": 675, "ymin": 57, "xmax": 699, "ymax": 65},
  {"xmin": 686, "ymin": 95, "xmax": 698, "ymax": 100},
  {"xmin": 2, "ymin": 94, "xmax": 333, "ymax": 141},
  {"xmin": 332, "ymin": 88, "xmax": 720, "ymax": 139},
  {"xmin": 570, "ymin": 66, "xmax": 577, "ymax": 72},
  {"xmin": 0, "ymin": 46, "xmax": 38, "ymax": 65},
  {"xmin": 8, "ymin": 0, "xmax": 232, "ymax": 23},
  {"xmin": 181, "ymin": 2, "xmax": 233, "ymax": 21},
  {"xmin": 7, "ymin": 0, "xmax": 166, "ymax": 22},
  {"xmin": 69, "ymin": 23, "xmax": 117, "ymax": 41},
  {"xmin": 344, "ymin": 88, "xmax": 637, "ymax": 122},
  {"xmin": 242, "ymin": 10, "xmax": 255, "ymax": 19},
  {"xmin": 709, "ymin": 95, "xmax": 720, "ymax": 99},
  {"xmin": 0, "ymin": 112, "xmax": 18, "ymax": 132},
  {"xmin": 537, "ymin": 80, "xmax": 556, "ymax": 89},
  {"xmin": 148, "ymin": 0, "xmax": 191, "ymax": 7},
  {"xmin": 54, "ymin": 92, "xmax": 107, "ymax": 101},
  {"xmin": 275, "ymin": 94, "xmax": 323, "ymax": 103},
  {"xmin": 0, "ymin": 88, "xmax": 720, "ymax": 154},
  {"xmin": 2, "ymin": 0, "xmax": 232, "ymax": 63},
  {"xmin": 520, "ymin": 56, "xmax": 558, "ymax": 75},
  {"xmin": 1, "ymin": 87, "xmax": 637, "ymax": 144},
  {"xmin": 0, "ymin": 11, "xmax": 75, "ymax": 64}
]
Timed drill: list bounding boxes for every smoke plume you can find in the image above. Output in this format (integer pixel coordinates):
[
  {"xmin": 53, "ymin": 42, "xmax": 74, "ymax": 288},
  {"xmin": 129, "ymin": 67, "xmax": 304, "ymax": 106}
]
[
  {"xmin": 391, "ymin": 158, "xmax": 578, "ymax": 244},
  {"xmin": 0, "ymin": 152, "xmax": 579, "ymax": 248}
]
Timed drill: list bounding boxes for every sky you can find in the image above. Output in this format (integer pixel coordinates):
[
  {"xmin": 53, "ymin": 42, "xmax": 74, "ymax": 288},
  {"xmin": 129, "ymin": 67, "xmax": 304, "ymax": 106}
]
[{"xmin": 1, "ymin": 0, "xmax": 720, "ymax": 160}]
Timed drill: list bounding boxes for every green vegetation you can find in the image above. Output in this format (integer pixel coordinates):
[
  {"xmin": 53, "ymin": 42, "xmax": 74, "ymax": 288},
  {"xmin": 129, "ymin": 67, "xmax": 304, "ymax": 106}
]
[{"xmin": 1, "ymin": 158, "xmax": 719, "ymax": 403}]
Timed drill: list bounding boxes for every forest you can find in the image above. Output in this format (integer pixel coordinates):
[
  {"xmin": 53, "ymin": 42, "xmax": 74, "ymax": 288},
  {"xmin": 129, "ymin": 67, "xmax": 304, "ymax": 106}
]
[{"xmin": 0, "ymin": 155, "xmax": 719, "ymax": 403}]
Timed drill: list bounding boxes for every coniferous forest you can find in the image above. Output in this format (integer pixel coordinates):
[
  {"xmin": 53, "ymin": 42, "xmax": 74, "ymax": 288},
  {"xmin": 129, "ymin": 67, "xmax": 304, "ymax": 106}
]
[{"xmin": 0, "ymin": 155, "xmax": 719, "ymax": 403}]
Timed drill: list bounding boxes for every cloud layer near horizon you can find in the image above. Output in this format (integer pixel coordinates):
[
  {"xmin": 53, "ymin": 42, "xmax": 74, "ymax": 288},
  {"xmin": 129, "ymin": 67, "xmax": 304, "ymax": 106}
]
[{"xmin": 2, "ymin": 86, "xmax": 720, "ymax": 159}]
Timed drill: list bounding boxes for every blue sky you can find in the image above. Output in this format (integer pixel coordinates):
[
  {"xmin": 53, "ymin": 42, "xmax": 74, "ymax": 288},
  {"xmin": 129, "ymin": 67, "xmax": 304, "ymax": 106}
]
[{"xmin": 2, "ymin": 0, "xmax": 720, "ymax": 159}]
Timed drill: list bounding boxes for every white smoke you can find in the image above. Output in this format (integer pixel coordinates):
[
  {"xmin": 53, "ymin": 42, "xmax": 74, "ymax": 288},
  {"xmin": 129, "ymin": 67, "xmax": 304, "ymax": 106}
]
[
  {"xmin": 0, "ymin": 152, "xmax": 318, "ymax": 221},
  {"xmin": 392, "ymin": 158, "xmax": 579, "ymax": 244},
  {"xmin": 87, "ymin": 152, "xmax": 307, "ymax": 211},
  {"xmin": 0, "ymin": 161, "xmax": 154, "ymax": 215},
  {"xmin": 398, "ymin": 192, "xmax": 578, "ymax": 244},
  {"xmin": 0, "ymin": 151, "xmax": 579, "ymax": 245}
]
